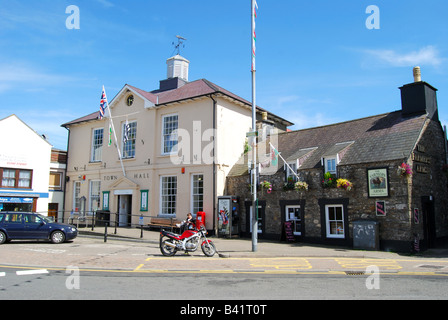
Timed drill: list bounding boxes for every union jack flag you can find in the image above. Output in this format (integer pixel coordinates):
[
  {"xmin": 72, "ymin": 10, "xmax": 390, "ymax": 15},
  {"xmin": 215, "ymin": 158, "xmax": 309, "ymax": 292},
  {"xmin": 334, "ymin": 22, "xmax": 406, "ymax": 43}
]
[{"xmin": 99, "ymin": 86, "xmax": 108, "ymax": 119}]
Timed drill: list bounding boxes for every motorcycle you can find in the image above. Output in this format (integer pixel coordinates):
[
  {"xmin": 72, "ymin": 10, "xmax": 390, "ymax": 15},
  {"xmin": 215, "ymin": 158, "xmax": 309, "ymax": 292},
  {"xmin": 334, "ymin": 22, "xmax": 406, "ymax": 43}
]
[{"xmin": 159, "ymin": 223, "xmax": 217, "ymax": 257}]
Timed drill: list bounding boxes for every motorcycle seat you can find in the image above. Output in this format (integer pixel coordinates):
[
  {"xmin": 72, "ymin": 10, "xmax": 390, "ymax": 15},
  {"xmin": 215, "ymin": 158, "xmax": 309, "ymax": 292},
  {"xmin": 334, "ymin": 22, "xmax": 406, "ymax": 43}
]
[{"xmin": 161, "ymin": 230, "xmax": 179, "ymax": 238}]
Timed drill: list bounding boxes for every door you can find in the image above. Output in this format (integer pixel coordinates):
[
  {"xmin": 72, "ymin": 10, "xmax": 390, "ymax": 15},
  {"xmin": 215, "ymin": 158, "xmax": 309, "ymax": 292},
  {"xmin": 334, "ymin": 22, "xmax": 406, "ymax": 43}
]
[
  {"xmin": 48, "ymin": 203, "xmax": 58, "ymax": 222},
  {"xmin": 119, "ymin": 195, "xmax": 132, "ymax": 227},
  {"xmin": 247, "ymin": 204, "xmax": 265, "ymax": 236},
  {"xmin": 3, "ymin": 213, "xmax": 25, "ymax": 238},
  {"xmin": 285, "ymin": 205, "xmax": 302, "ymax": 236},
  {"xmin": 422, "ymin": 196, "xmax": 436, "ymax": 249},
  {"xmin": 23, "ymin": 213, "xmax": 48, "ymax": 239}
]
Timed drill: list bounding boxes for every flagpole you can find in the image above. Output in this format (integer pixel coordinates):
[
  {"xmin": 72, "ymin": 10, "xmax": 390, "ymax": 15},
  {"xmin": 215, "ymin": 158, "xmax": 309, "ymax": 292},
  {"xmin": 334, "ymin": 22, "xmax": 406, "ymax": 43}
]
[
  {"xmin": 251, "ymin": 0, "xmax": 258, "ymax": 252},
  {"xmin": 102, "ymin": 86, "xmax": 126, "ymax": 177},
  {"xmin": 269, "ymin": 142, "xmax": 301, "ymax": 181}
]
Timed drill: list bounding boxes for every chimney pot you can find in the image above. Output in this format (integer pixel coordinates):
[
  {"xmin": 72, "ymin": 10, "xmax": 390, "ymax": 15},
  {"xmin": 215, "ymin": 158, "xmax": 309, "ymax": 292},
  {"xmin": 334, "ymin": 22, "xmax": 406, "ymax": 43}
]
[{"xmin": 413, "ymin": 66, "xmax": 422, "ymax": 82}]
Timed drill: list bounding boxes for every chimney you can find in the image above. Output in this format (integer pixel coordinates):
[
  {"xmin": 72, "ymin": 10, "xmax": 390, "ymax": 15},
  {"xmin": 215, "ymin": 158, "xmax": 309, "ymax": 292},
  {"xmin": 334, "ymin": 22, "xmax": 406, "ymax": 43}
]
[{"xmin": 399, "ymin": 67, "xmax": 439, "ymax": 121}]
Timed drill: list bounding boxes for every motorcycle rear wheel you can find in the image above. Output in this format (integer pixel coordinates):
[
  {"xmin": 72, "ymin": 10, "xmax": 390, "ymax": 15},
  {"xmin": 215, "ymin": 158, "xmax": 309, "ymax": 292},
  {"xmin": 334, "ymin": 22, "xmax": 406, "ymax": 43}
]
[
  {"xmin": 201, "ymin": 241, "xmax": 216, "ymax": 257},
  {"xmin": 160, "ymin": 236, "xmax": 178, "ymax": 256}
]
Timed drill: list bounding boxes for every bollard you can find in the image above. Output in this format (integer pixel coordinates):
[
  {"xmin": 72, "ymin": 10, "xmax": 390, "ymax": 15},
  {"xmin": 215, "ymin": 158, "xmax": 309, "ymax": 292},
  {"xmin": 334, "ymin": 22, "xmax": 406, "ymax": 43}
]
[{"xmin": 104, "ymin": 222, "xmax": 108, "ymax": 243}]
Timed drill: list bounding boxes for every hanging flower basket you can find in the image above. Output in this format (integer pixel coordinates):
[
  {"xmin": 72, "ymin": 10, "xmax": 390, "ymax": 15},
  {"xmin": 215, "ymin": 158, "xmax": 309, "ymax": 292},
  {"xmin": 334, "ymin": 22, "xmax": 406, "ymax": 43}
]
[
  {"xmin": 322, "ymin": 172, "xmax": 337, "ymax": 188},
  {"xmin": 397, "ymin": 162, "xmax": 412, "ymax": 178},
  {"xmin": 294, "ymin": 181, "xmax": 309, "ymax": 192},
  {"xmin": 336, "ymin": 178, "xmax": 353, "ymax": 191},
  {"xmin": 260, "ymin": 181, "xmax": 273, "ymax": 194}
]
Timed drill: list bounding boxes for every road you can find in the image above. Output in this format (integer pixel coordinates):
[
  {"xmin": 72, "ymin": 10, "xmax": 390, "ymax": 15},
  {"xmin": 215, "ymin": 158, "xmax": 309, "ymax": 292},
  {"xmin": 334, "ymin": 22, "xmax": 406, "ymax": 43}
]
[
  {"xmin": 0, "ymin": 236, "xmax": 447, "ymax": 303},
  {"xmin": 1, "ymin": 267, "xmax": 447, "ymax": 301}
]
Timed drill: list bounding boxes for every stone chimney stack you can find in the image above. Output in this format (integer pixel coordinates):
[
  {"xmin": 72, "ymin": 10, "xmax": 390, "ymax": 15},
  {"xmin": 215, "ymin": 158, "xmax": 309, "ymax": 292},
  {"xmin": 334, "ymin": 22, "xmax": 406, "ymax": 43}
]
[{"xmin": 400, "ymin": 67, "xmax": 439, "ymax": 121}]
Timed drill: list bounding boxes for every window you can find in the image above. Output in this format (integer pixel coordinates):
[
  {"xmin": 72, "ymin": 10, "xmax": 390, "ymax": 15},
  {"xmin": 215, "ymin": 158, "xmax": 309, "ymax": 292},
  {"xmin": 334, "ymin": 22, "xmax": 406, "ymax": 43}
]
[
  {"xmin": 1, "ymin": 168, "xmax": 32, "ymax": 189},
  {"xmin": 91, "ymin": 128, "xmax": 103, "ymax": 162},
  {"xmin": 49, "ymin": 172, "xmax": 63, "ymax": 191},
  {"xmin": 325, "ymin": 157, "xmax": 337, "ymax": 175},
  {"xmin": 325, "ymin": 205, "xmax": 344, "ymax": 238},
  {"xmin": 285, "ymin": 205, "xmax": 301, "ymax": 235},
  {"xmin": 5, "ymin": 213, "xmax": 22, "ymax": 223},
  {"xmin": 24, "ymin": 214, "xmax": 43, "ymax": 224},
  {"xmin": 162, "ymin": 114, "xmax": 178, "ymax": 155},
  {"xmin": 122, "ymin": 121, "xmax": 137, "ymax": 159},
  {"xmin": 285, "ymin": 161, "xmax": 298, "ymax": 182},
  {"xmin": 2, "ymin": 169, "xmax": 15, "ymax": 187},
  {"xmin": 191, "ymin": 174, "xmax": 204, "ymax": 214},
  {"xmin": 73, "ymin": 181, "xmax": 81, "ymax": 212},
  {"xmin": 160, "ymin": 176, "xmax": 177, "ymax": 216},
  {"xmin": 89, "ymin": 180, "xmax": 101, "ymax": 213}
]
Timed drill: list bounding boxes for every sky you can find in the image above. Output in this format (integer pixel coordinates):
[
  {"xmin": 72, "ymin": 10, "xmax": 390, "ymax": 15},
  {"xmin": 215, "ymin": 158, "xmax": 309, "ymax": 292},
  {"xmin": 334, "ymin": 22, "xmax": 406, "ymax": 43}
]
[{"xmin": 0, "ymin": 0, "xmax": 447, "ymax": 150}]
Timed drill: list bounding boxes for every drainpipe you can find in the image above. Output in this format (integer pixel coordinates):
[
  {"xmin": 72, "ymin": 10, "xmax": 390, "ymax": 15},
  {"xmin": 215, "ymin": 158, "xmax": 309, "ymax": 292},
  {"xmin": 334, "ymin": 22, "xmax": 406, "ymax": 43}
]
[
  {"xmin": 62, "ymin": 126, "xmax": 70, "ymax": 223},
  {"xmin": 209, "ymin": 95, "xmax": 217, "ymax": 235}
]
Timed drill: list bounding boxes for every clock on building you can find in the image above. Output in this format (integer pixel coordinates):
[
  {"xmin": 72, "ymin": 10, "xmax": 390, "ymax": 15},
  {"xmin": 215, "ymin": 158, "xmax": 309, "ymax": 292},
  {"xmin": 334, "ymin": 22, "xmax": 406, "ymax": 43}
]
[{"xmin": 126, "ymin": 95, "xmax": 134, "ymax": 106}]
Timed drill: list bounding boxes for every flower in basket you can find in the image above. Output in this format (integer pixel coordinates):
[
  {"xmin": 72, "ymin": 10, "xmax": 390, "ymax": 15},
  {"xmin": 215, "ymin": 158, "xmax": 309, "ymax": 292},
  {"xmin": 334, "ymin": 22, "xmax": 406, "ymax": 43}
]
[
  {"xmin": 397, "ymin": 162, "xmax": 412, "ymax": 177},
  {"xmin": 336, "ymin": 178, "xmax": 352, "ymax": 191},
  {"xmin": 322, "ymin": 172, "xmax": 336, "ymax": 188},
  {"xmin": 260, "ymin": 180, "xmax": 272, "ymax": 194},
  {"xmin": 294, "ymin": 181, "xmax": 309, "ymax": 191}
]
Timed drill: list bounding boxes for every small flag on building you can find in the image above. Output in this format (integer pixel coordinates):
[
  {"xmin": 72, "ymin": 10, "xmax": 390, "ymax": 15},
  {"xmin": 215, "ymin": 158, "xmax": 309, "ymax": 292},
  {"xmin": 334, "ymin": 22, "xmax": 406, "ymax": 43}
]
[
  {"xmin": 251, "ymin": 0, "xmax": 258, "ymax": 72},
  {"xmin": 270, "ymin": 142, "xmax": 278, "ymax": 167},
  {"xmin": 108, "ymin": 123, "xmax": 113, "ymax": 147},
  {"xmin": 99, "ymin": 86, "xmax": 108, "ymax": 119},
  {"xmin": 123, "ymin": 120, "xmax": 131, "ymax": 143}
]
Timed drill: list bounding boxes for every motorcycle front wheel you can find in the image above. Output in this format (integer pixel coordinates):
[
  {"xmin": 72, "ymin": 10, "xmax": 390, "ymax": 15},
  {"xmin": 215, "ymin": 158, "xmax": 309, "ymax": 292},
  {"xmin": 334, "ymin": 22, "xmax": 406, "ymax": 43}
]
[
  {"xmin": 201, "ymin": 241, "xmax": 216, "ymax": 257},
  {"xmin": 160, "ymin": 236, "xmax": 178, "ymax": 256}
]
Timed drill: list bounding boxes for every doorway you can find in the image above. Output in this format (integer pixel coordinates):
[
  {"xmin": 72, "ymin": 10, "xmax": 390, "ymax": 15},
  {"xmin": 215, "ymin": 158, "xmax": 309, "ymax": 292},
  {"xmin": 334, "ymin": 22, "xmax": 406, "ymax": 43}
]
[
  {"xmin": 422, "ymin": 196, "xmax": 436, "ymax": 249},
  {"xmin": 245, "ymin": 201, "xmax": 265, "ymax": 237},
  {"xmin": 118, "ymin": 195, "xmax": 132, "ymax": 227},
  {"xmin": 48, "ymin": 203, "xmax": 58, "ymax": 222}
]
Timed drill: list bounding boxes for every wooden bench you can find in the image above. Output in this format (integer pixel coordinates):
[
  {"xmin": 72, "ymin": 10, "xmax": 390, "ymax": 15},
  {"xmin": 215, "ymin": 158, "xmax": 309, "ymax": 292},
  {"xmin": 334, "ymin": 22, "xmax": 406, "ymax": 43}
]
[{"xmin": 147, "ymin": 217, "xmax": 181, "ymax": 231}]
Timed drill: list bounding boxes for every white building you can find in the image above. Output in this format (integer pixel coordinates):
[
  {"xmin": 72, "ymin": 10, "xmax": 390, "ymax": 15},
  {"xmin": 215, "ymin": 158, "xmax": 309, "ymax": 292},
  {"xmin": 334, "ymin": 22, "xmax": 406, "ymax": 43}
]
[
  {"xmin": 62, "ymin": 55, "xmax": 293, "ymax": 232},
  {"xmin": 0, "ymin": 115, "xmax": 52, "ymax": 213}
]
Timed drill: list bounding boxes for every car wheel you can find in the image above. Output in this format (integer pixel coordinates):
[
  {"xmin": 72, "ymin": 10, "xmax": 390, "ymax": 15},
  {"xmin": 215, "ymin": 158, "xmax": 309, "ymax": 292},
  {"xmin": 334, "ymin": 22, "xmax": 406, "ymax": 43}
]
[
  {"xmin": 51, "ymin": 230, "xmax": 65, "ymax": 244},
  {"xmin": 0, "ymin": 231, "xmax": 6, "ymax": 244}
]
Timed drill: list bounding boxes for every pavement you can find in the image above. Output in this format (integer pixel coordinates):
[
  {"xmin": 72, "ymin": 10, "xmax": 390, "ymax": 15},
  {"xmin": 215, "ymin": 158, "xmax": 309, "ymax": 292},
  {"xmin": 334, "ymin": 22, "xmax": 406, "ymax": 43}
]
[
  {"xmin": 2, "ymin": 226, "xmax": 448, "ymax": 275},
  {"xmin": 78, "ymin": 225, "xmax": 448, "ymax": 259}
]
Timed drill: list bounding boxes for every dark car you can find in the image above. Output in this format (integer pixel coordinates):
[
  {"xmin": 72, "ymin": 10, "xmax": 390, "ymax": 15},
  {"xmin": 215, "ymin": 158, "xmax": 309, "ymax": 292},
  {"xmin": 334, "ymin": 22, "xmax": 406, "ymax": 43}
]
[{"xmin": 0, "ymin": 212, "xmax": 78, "ymax": 244}]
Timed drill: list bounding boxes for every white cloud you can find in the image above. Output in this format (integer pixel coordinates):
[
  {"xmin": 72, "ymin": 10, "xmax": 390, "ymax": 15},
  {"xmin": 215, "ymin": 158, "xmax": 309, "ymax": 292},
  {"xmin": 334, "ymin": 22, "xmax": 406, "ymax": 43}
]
[
  {"xmin": 288, "ymin": 111, "xmax": 340, "ymax": 131},
  {"xmin": 0, "ymin": 63, "xmax": 79, "ymax": 92},
  {"xmin": 362, "ymin": 46, "xmax": 445, "ymax": 68}
]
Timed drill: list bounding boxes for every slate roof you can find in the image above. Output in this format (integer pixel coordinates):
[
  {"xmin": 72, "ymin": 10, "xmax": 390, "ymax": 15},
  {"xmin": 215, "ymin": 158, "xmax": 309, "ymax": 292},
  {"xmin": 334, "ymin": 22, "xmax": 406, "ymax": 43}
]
[
  {"xmin": 228, "ymin": 110, "xmax": 428, "ymax": 176},
  {"xmin": 62, "ymin": 79, "xmax": 293, "ymax": 128}
]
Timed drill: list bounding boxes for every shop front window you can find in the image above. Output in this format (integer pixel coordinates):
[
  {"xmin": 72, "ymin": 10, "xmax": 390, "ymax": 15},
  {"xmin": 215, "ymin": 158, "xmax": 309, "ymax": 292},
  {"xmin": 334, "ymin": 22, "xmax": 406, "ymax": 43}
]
[{"xmin": 285, "ymin": 205, "xmax": 302, "ymax": 235}]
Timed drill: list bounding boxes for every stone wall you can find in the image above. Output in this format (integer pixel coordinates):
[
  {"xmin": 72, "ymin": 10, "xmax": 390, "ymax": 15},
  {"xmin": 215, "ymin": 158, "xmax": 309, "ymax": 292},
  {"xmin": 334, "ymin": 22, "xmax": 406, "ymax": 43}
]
[{"xmin": 226, "ymin": 120, "xmax": 448, "ymax": 252}]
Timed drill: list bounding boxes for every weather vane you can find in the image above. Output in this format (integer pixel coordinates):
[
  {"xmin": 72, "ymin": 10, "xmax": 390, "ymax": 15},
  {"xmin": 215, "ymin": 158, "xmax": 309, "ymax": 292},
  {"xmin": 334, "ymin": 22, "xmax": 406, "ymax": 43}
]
[{"xmin": 172, "ymin": 35, "xmax": 187, "ymax": 55}]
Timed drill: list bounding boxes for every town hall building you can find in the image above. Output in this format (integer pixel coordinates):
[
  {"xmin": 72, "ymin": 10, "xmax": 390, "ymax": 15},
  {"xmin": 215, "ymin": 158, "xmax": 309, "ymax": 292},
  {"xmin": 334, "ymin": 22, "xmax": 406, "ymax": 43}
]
[{"xmin": 61, "ymin": 54, "xmax": 292, "ymax": 232}]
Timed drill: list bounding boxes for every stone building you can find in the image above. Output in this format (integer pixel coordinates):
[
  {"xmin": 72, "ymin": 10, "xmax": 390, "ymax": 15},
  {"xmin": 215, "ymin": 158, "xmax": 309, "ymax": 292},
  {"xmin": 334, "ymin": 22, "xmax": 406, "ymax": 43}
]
[{"xmin": 227, "ymin": 69, "xmax": 448, "ymax": 252}]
